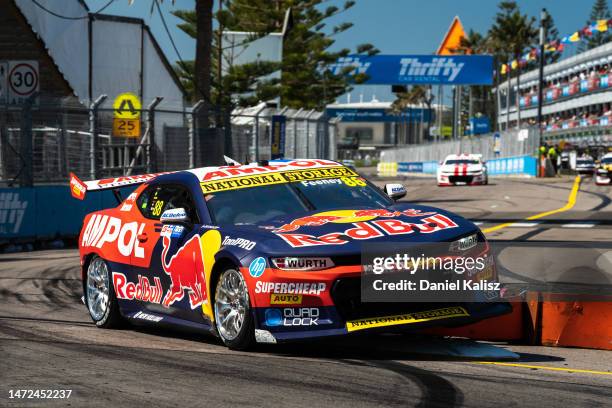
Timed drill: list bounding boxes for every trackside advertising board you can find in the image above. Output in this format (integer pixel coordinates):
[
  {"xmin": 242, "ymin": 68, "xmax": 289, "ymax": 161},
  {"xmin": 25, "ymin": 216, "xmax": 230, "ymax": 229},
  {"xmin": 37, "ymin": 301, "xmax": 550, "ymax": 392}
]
[{"xmin": 327, "ymin": 55, "xmax": 493, "ymax": 85}]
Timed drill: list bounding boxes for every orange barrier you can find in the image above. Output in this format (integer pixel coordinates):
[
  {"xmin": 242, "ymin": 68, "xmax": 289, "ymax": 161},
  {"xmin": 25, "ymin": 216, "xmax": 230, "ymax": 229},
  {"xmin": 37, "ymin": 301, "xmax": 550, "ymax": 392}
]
[
  {"xmin": 540, "ymin": 300, "xmax": 612, "ymax": 351},
  {"xmin": 422, "ymin": 301, "xmax": 524, "ymax": 341},
  {"xmin": 419, "ymin": 293, "xmax": 612, "ymax": 350}
]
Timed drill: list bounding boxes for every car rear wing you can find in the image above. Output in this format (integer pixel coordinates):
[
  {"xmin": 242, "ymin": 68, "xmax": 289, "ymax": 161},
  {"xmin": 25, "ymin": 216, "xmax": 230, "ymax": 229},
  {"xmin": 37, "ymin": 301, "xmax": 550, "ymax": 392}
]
[{"xmin": 69, "ymin": 172, "xmax": 173, "ymax": 200}]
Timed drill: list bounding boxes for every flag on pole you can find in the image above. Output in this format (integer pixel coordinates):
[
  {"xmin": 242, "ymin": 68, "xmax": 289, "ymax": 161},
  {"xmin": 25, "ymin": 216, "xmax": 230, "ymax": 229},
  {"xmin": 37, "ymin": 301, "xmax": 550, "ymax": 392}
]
[
  {"xmin": 597, "ymin": 19, "xmax": 608, "ymax": 32},
  {"xmin": 569, "ymin": 31, "xmax": 581, "ymax": 42}
]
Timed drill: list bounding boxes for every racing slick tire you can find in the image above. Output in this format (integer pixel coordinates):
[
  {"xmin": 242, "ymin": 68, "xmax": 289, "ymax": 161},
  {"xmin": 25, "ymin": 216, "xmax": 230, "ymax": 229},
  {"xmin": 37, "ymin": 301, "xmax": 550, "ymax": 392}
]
[
  {"xmin": 85, "ymin": 256, "xmax": 123, "ymax": 329},
  {"xmin": 213, "ymin": 267, "xmax": 255, "ymax": 350}
]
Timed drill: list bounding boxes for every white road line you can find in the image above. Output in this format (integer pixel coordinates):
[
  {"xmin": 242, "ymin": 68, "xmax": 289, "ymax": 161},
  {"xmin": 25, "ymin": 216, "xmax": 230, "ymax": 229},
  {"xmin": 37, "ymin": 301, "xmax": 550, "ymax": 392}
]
[
  {"xmin": 561, "ymin": 223, "xmax": 596, "ymax": 228},
  {"xmin": 509, "ymin": 222, "xmax": 540, "ymax": 228}
]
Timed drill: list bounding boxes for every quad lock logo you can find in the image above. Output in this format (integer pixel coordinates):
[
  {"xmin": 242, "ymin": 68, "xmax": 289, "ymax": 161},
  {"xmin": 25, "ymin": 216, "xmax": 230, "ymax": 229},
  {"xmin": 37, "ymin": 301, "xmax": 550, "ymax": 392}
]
[{"xmin": 265, "ymin": 308, "xmax": 321, "ymax": 327}]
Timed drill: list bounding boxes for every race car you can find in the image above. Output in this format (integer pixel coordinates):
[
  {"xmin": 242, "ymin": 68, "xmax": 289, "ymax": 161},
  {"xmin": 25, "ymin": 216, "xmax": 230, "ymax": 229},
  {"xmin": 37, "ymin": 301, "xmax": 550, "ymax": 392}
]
[
  {"xmin": 575, "ymin": 156, "xmax": 596, "ymax": 175},
  {"xmin": 437, "ymin": 154, "xmax": 488, "ymax": 186},
  {"xmin": 595, "ymin": 153, "xmax": 612, "ymax": 185},
  {"xmin": 71, "ymin": 159, "xmax": 509, "ymax": 350}
]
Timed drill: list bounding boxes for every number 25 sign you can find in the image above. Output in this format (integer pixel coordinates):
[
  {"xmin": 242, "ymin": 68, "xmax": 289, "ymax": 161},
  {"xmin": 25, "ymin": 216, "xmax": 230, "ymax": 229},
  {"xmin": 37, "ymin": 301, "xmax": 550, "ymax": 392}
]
[{"xmin": 112, "ymin": 118, "xmax": 141, "ymax": 138}]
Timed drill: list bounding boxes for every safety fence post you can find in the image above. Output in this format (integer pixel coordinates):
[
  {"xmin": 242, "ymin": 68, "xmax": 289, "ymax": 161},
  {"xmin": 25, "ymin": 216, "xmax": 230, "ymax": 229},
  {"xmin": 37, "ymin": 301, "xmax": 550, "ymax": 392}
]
[
  {"xmin": 126, "ymin": 97, "xmax": 163, "ymax": 175},
  {"xmin": 189, "ymin": 100, "xmax": 205, "ymax": 168},
  {"xmin": 89, "ymin": 95, "xmax": 107, "ymax": 180},
  {"xmin": 18, "ymin": 93, "xmax": 37, "ymax": 187}
]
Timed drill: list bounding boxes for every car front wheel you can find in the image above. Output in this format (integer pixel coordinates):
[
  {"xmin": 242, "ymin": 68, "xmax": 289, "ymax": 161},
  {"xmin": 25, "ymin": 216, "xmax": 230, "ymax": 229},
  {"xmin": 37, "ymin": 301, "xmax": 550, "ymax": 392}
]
[{"xmin": 213, "ymin": 268, "xmax": 255, "ymax": 350}]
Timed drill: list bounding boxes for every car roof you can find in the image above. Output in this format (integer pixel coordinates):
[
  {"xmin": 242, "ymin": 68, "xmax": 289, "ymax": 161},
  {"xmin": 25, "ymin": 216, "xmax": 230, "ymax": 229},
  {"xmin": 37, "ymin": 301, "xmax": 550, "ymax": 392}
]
[
  {"xmin": 444, "ymin": 154, "xmax": 481, "ymax": 160},
  {"xmin": 72, "ymin": 158, "xmax": 345, "ymax": 196}
]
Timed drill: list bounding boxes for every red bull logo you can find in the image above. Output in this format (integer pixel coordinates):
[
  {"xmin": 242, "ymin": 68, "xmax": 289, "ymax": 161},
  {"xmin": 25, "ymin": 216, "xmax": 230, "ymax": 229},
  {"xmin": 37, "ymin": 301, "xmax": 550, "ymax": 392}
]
[
  {"xmin": 113, "ymin": 273, "xmax": 163, "ymax": 303},
  {"xmin": 274, "ymin": 208, "xmax": 437, "ymax": 233},
  {"xmin": 276, "ymin": 214, "xmax": 458, "ymax": 248},
  {"xmin": 161, "ymin": 235, "xmax": 207, "ymax": 309}
]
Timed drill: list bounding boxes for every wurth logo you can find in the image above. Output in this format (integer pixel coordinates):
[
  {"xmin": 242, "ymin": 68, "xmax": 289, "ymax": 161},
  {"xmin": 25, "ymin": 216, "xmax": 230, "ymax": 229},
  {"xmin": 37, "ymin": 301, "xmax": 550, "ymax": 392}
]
[
  {"xmin": 0, "ymin": 192, "xmax": 28, "ymax": 234},
  {"xmin": 327, "ymin": 57, "xmax": 371, "ymax": 76},
  {"xmin": 399, "ymin": 57, "xmax": 464, "ymax": 81}
]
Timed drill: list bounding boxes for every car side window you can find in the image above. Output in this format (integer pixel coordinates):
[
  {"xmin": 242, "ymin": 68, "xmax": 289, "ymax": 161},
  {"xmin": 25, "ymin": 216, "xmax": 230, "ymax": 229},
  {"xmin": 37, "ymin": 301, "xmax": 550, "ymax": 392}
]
[{"xmin": 137, "ymin": 184, "xmax": 200, "ymax": 223}]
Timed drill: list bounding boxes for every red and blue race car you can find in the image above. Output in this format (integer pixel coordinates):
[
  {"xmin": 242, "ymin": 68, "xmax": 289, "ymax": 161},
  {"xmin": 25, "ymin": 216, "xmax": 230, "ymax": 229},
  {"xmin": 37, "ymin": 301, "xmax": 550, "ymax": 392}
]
[{"xmin": 71, "ymin": 159, "xmax": 509, "ymax": 350}]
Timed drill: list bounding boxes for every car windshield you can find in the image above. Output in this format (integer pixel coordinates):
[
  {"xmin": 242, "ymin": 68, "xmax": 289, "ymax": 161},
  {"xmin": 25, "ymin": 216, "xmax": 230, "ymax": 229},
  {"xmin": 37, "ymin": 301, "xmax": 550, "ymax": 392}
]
[
  {"xmin": 577, "ymin": 160, "xmax": 594, "ymax": 164},
  {"xmin": 204, "ymin": 178, "xmax": 392, "ymax": 225},
  {"xmin": 602, "ymin": 157, "xmax": 612, "ymax": 164},
  {"xmin": 445, "ymin": 159, "xmax": 480, "ymax": 165}
]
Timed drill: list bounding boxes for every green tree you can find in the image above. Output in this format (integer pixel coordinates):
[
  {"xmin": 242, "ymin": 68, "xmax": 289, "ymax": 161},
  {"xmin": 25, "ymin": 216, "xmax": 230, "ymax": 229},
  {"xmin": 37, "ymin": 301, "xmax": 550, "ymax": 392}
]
[
  {"xmin": 489, "ymin": 1, "xmax": 537, "ymax": 128},
  {"xmin": 173, "ymin": 0, "xmax": 378, "ymax": 109},
  {"xmin": 579, "ymin": 0, "xmax": 612, "ymax": 51},
  {"xmin": 172, "ymin": 8, "xmax": 281, "ymax": 107}
]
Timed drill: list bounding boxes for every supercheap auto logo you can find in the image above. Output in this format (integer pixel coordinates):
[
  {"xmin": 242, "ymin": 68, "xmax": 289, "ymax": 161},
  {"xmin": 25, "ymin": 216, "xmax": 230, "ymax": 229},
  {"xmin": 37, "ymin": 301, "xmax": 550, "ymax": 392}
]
[{"xmin": 200, "ymin": 166, "xmax": 358, "ymax": 193}]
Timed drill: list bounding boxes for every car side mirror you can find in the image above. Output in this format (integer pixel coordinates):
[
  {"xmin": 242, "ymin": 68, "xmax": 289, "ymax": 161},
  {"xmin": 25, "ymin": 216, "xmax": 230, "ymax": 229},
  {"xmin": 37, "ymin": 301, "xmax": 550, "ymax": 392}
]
[
  {"xmin": 160, "ymin": 208, "xmax": 190, "ymax": 225},
  {"xmin": 384, "ymin": 183, "xmax": 407, "ymax": 201}
]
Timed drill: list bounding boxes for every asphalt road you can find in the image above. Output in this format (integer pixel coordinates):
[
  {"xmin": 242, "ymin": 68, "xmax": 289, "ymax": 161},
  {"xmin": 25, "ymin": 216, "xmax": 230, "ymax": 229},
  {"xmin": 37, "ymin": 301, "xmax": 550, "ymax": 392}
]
[{"xmin": 1, "ymin": 177, "xmax": 611, "ymax": 407}]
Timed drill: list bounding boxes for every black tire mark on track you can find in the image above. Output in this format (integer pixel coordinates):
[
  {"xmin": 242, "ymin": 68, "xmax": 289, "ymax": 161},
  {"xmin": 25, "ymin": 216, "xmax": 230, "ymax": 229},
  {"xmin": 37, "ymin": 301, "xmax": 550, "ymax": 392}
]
[{"xmin": 363, "ymin": 360, "xmax": 464, "ymax": 408}]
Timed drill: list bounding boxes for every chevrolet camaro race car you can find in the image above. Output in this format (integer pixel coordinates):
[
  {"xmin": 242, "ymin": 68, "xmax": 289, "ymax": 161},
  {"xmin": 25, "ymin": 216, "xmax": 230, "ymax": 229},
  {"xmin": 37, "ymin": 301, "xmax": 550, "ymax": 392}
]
[
  {"xmin": 437, "ymin": 154, "xmax": 488, "ymax": 186},
  {"xmin": 595, "ymin": 153, "xmax": 612, "ymax": 185},
  {"xmin": 71, "ymin": 159, "xmax": 509, "ymax": 350}
]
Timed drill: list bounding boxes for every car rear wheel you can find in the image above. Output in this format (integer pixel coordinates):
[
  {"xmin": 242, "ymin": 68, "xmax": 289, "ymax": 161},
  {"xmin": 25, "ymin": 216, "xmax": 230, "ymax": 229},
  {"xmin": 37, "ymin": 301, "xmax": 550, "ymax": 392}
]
[
  {"xmin": 214, "ymin": 268, "xmax": 255, "ymax": 350},
  {"xmin": 85, "ymin": 256, "xmax": 122, "ymax": 328}
]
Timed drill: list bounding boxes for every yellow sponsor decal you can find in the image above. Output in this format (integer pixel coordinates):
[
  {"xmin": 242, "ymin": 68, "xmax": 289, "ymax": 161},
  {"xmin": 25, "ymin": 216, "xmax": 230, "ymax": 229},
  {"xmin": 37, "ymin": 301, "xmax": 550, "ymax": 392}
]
[
  {"xmin": 201, "ymin": 173, "xmax": 286, "ymax": 193},
  {"xmin": 279, "ymin": 167, "xmax": 357, "ymax": 182},
  {"xmin": 345, "ymin": 306, "xmax": 469, "ymax": 332},
  {"xmin": 270, "ymin": 293, "xmax": 303, "ymax": 305},
  {"xmin": 200, "ymin": 167, "xmax": 358, "ymax": 194}
]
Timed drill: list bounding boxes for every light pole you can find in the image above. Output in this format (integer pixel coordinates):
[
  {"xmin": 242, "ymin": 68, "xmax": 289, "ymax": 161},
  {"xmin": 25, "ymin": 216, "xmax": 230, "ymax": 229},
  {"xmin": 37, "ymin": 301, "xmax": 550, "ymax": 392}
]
[{"xmin": 537, "ymin": 8, "xmax": 548, "ymax": 142}]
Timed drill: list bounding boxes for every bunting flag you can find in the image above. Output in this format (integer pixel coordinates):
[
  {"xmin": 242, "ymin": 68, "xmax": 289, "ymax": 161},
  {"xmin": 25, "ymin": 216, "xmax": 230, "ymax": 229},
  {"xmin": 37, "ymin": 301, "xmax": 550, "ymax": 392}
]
[
  {"xmin": 500, "ymin": 20, "xmax": 610, "ymax": 72},
  {"xmin": 569, "ymin": 31, "xmax": 581, "ymax": 42},
  {"xmin": 596, "ymin": 19, "xmax": 608, "ymax": 32}
]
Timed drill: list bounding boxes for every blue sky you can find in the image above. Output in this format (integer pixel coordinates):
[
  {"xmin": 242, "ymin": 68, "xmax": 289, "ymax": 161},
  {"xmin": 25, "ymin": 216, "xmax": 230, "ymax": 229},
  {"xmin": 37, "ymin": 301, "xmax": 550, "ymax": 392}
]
[{"xmin": 85, "ymin": 0, "xmax": 606, "ymax": 102}]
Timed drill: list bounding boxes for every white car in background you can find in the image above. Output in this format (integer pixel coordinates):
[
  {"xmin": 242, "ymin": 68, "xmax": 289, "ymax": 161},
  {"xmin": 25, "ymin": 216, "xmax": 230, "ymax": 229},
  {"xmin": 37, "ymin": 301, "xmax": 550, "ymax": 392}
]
[
  {"xmin": 437, "ymin": 154, "xmax": 488, "ymax": 186},
  {"xmin": 596, "ymin": 153, "xmax": 612, "ymax": 185}
]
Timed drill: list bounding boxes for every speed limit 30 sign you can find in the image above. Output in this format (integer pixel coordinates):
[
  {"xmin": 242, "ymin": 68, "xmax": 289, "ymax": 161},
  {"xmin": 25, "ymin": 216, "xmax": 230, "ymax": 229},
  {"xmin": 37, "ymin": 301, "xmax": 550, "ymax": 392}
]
[{"xmin": 7, "ymin": 61, "xmax": 39, "ymax": 104}]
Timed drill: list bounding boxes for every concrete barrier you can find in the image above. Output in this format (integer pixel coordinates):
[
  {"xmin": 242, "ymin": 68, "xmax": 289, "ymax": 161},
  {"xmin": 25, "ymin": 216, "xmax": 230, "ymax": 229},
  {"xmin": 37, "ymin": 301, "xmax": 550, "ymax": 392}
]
[{"xmin": 378, "ymin": 155, "xmax": 538, "ymax": 178}]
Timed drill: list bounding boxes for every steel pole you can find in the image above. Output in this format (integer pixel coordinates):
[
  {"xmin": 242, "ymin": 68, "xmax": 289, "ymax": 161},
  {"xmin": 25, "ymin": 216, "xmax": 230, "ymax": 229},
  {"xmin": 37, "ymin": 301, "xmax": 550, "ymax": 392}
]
[{"xmin": 537, "ymin": 9, "xmax": 548, "ymax": 142}]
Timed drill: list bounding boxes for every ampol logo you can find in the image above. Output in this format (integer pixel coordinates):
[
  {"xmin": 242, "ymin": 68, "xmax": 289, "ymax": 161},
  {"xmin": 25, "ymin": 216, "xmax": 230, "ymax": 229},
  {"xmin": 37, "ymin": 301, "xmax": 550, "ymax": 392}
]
[
  {"xmin": 249, "ymin": 257, "xmax": 266, "ymax": 278},
  {"xmin": 81, "ymin": 215, "xmax": 146, "ymax": 258}
]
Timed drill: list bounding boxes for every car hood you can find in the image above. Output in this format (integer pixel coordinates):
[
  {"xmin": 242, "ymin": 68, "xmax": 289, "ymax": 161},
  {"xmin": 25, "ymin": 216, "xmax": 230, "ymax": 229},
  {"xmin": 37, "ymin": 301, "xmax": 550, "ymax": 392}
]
[
  {"xmin": 215, "ymin": 203, "xmax": 479, "ymax": 256},
  {"xmin": 439, "ymin": 164, "xmax": 483, "ymax": 173}
]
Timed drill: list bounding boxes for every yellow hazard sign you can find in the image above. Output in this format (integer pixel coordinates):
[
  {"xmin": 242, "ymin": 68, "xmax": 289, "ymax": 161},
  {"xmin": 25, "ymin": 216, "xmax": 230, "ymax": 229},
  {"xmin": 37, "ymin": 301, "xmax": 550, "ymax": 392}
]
[{"xmin": 113, "ymin": 92, "xmax": 141, "ymax": 119}]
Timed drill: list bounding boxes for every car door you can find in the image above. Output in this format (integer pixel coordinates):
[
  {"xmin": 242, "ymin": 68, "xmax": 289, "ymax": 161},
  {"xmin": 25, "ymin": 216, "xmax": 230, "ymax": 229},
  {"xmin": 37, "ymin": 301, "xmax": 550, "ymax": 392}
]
[{"xmin": 133, "ymin": 183, "xmax": 206, "ymax": 321}]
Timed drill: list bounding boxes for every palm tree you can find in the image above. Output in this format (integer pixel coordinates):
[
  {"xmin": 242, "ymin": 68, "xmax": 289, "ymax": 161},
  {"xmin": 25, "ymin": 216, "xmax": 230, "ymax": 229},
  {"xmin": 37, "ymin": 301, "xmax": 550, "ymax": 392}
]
[
  {"xmin": 391, "ymin": 86, "xmax": 428, "ymax": 143},
  {"xmin": 489, "ymin": 1, "xmax": 537, "ymax": 129}
]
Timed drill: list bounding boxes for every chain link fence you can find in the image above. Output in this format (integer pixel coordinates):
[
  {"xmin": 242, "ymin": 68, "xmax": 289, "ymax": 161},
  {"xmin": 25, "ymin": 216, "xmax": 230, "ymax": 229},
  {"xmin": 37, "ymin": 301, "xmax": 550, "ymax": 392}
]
[{"xmin": 0, "ymin": 96, "xmax": 338, "ymax": 186}]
